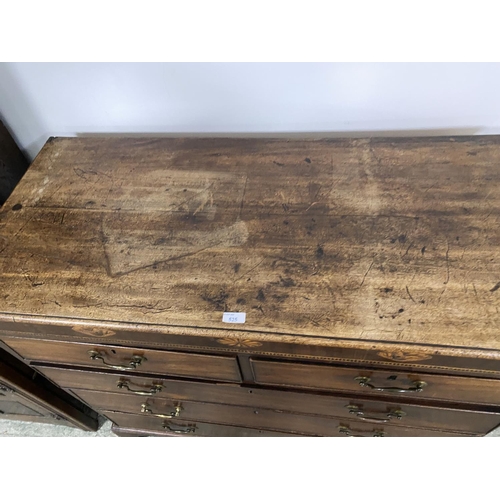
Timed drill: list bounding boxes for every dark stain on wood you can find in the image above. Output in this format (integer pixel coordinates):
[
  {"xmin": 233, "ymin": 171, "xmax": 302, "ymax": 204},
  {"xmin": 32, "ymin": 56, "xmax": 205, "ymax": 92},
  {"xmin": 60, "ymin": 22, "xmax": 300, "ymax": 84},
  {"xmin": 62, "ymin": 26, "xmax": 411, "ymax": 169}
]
[
  {"xmin": 201, "ymin": 289, "xmax": 229, "ymax": 311},
  {"xmin": 2, "ymin": 136, "xmax": 500, "ymax": 351}
]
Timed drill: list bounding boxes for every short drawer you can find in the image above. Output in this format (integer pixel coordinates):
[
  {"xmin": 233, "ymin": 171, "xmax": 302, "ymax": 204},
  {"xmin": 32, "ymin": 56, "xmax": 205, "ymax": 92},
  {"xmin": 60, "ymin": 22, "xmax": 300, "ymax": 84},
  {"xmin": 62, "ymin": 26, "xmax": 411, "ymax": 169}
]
[
  {"xmin": 104, "ymin": 411, "xmax": 297, "ymax": 437},
  {"xmin": 76, "ymin": 389, "xmax": 472, "ymax": 437},
  {"xmin": 250, "ymin": 358, "xmax": 500, "ymax": 406},
  {"xmin": 38, "ymin": 366, "xmax": 500, "ymax": 434},
  {"xmin": 3, "ymin": 337, "xmax": 241, "ymax": 383}
]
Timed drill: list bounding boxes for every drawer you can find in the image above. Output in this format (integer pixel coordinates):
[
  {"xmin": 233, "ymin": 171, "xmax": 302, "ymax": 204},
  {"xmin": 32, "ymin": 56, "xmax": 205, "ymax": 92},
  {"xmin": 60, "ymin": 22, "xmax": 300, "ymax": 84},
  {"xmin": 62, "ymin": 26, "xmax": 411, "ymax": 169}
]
[
  {"xmin": 104, "ymin": 411, "xmax": 297, "ymax": 437},
  {"xmin": 38, "ymin": 366, "xmax": 500, "ymax": 434},
  {"xmin": 75, "ymin": 388, "xmax": 472, "ymax": 436},
  {"xmin": 250, "ymin": 358, "xmax": 500, "ymax": 406},
  {"xmin": 3, "ymin": 337, "xmax": 241, "ymax": 383}
]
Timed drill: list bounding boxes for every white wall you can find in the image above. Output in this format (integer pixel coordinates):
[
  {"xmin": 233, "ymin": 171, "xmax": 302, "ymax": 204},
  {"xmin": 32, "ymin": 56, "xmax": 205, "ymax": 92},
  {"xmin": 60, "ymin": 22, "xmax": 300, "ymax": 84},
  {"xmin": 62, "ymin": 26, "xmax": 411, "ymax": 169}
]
[{"xmin": 1, "ymin": 63, "xmax": 500, "ymax": 161}]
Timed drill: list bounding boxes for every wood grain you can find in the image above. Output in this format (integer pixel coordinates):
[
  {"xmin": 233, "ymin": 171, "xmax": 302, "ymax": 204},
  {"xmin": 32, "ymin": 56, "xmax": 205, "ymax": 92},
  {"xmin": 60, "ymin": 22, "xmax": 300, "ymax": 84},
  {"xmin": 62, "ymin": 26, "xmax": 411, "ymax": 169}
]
[
  {"xmin": 3, "ymin": 337, "xmax": 242, "ymax": 382},
  {"xmin": 38, "ymin": 365, "xmax": 500, "ymax": 433},
  {"xmin": 250, "ymin": 358, "xmax": 500, "ymax": 406},
  {"xmin": 81, "ymin": 389, "xmax": 473, "ymax": 436},
  {"xmin": 1, "ymin": 137, "xmax": 500, "ymax": 350},
  {"xmin": 106, "ymin": 411, "xmax": 298, "ymax": 437}
]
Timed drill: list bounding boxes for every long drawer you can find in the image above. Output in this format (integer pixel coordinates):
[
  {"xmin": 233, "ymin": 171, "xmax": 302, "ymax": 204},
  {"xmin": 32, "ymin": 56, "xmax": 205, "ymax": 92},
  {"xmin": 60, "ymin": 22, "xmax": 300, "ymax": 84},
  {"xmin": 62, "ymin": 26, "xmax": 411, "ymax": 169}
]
[
  {"xmin": 104, "ymin": 411, "xmax": 299, "ymax": 437},
  {"xmin": 76, "ymin": 388, "xmax": 472, "ymax": 437},
  {"xmin": 36, "ymin": 366, "xmax": 500, "ymax": 434},
  {"xmin": 250, "ymin": 358, "xmax": 500, "ymax": 406},
  {"xmin": 2, "ymin": 337, "xmax": 241, "ymax": 382}
]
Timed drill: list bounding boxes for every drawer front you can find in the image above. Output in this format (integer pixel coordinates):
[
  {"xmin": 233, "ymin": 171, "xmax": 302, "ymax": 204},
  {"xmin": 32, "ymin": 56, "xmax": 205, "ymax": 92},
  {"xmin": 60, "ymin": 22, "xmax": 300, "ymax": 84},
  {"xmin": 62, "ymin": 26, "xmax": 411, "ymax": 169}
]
[
  {"xmin": 104, "ymin": 411, "xmax": 298, "ymax": 437},
  {"xmin": 38, "ymin": 366, "xmax": 500, "ymax": 434},
  {"xmin": 251, "ymin": 358, "xmax": 500, "ymax": 406},
  {"xmin": 3, "ymin": 337, "xmax": 241, "ymax": 382},
  {"xmin": 76, "ymin": 389, "xmax": 472, "ymax": 437}
]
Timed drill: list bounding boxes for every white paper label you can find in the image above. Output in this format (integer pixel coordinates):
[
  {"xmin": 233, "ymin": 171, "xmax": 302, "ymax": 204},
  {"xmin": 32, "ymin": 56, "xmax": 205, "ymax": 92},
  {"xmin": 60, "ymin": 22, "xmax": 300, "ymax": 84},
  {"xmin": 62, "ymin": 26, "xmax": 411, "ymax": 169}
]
[{"xmin": 222, "ymin": 312, "xmax": 246, "ymax": 324}]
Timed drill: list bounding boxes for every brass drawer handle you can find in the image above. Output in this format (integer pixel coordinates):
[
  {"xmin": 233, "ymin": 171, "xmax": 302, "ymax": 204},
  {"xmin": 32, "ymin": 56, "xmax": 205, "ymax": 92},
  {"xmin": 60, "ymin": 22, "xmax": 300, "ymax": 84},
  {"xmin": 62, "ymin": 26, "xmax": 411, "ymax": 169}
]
[
  {"xmin": 354, "ymin": 376, "xmax": 427, "ymax": 393},
  {"xmin": 141, "ymin": 402, "xmax": 182, "ymax": 419},
  {"xmin": 162, "ymin": 422, "xmax": 196, "ymax": 434},
  {"xmin": 88, "ymin": 350, "xmax": 146, "ymax": 371},
  {"xmin": 346, "ymin": 404, "xmax": 406, "ymax": 423},
  {"xmin": 116, "ymin": 380, "xmax": 163, "ymax": 395},
  {"xmin": 339, "ymin": 425, "xmax": 385, "ymax": 437}
]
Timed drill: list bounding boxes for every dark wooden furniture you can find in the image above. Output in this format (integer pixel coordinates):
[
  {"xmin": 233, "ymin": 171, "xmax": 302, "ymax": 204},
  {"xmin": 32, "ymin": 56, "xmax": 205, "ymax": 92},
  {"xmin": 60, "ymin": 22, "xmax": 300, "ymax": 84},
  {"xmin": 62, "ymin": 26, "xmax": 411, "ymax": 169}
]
[
  {"xmin": 0, "ymin": 120, "xmax": 29, "ymax": 206},
  {"xmin": 1, "ymin": 136, "xmax": 500, "ymax": 436},
  {"xmin": 0, "ymin": 343, "xmax": 98, "ymax": 430}
]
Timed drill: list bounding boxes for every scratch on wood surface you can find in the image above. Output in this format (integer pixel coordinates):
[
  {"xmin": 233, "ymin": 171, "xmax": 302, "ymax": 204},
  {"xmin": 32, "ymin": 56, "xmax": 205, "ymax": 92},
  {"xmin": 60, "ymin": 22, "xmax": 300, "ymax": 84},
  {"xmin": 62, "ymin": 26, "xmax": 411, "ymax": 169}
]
[
  {"xmin": 444, "ymin": 240, "xmax": 450, "ymax": 285},
  {"xmin": 359, "ymin": 259, "xmax": 375, "ymax": 287},
  {"xmin": 473, "ymin": 283, "xmax": 479, "ymax": 301},
  {"xmin": 192, "ymin": 189, "xmax": 214, "ymax": 216},
  {"xmin": 234, "ymin": 259, "xmax": 265, "ymax": 283},
  {"xmin": 437, "ymin": 286, "xmax": 446, "ymax": 303},
  {"xmin": 406, "ymin": 286, "xmax": 416, "ymax": 303},
  {"xmin": 482, "ymin": 209, "xmax": 493, "ymax": 221},
  {"xmin": 102, "ymin": 219, "xmax": 249, "ymax": 277},
  {"xmin": 104, "ymin": 302, "xmax": 174, "ymax": 314},
  {"xmin": 23, "ymin": 273, "xmax": 44, "ymax": 287},
  {"xmin": 73, "ymin": 167, "xmax": 112, "ymax": 181},
  {"xmin": 305, "ymin": 202, "xmax": 320, "ymax": 212},
  {"xmin": 112, "ymin": 245, "xmax": 217, "ymax": 278},
  {"xmin": 403, "ymin": 241, "xmax": 414, "ymax": 257},
  {"xmin": 490, "ymin": 282, "xmax": 500, "ymax": 293}
]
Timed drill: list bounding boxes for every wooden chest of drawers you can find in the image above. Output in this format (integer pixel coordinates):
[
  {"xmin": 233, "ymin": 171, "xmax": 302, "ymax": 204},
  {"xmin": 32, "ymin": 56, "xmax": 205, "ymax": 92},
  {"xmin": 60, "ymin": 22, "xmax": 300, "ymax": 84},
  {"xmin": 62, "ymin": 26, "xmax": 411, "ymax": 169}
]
[{"xmin": 1, "ymin": 136, "xmax": 500, "ymax": 437}]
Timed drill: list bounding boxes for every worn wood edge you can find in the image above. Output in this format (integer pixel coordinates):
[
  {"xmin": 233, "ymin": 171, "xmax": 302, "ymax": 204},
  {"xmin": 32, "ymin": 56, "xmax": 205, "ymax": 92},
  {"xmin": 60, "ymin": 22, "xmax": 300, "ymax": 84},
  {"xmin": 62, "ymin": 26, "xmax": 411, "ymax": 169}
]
[
  {"xmin": 6, "ymin": 329, "xmax": 500, "ymax": 376},
  {"xmin": 31, "ymin": 134, "xmax": 500, "ymax": 145},
  {"xmin": 2, "ymin": 312, "xmax": 500, "ymax": 361}
]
